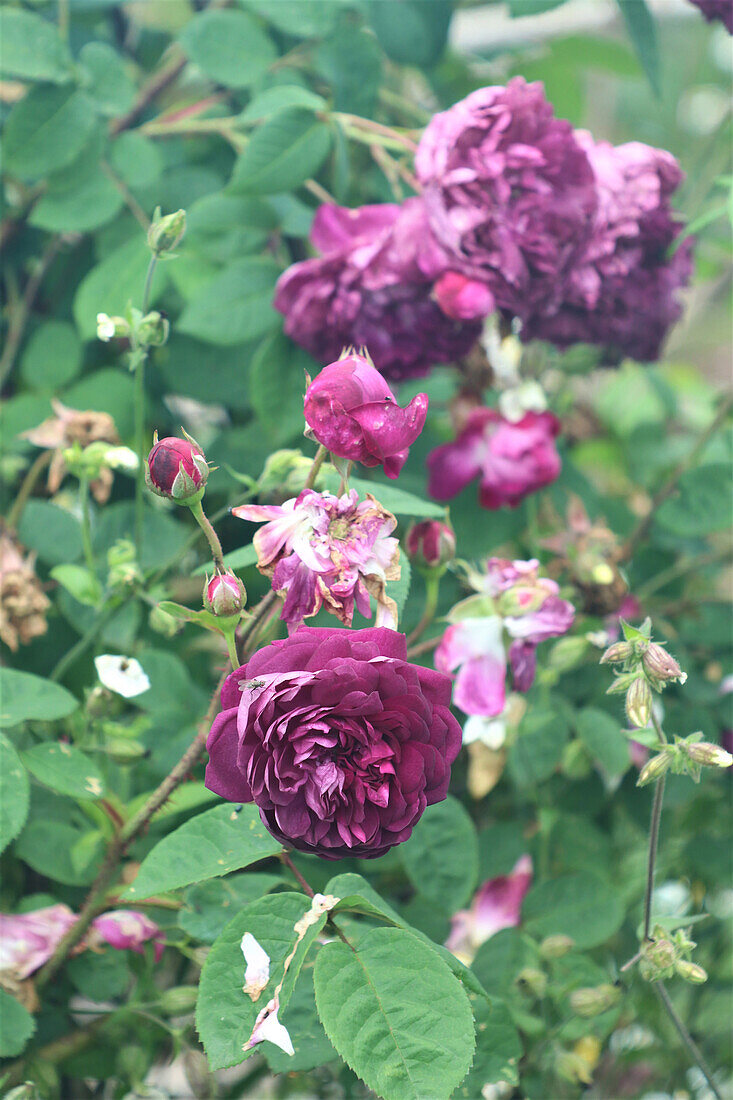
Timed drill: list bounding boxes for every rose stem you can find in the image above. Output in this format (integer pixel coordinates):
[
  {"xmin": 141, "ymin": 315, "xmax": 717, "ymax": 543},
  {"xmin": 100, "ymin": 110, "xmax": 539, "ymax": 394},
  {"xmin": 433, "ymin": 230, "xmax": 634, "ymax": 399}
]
[
  {"xmin": 188, "ymin": 498, "xmax": 226, "ymax": 573},
  {"xmin": 406, "ymin": 574, "xmax": 440, "ymax": 646},
  {"xmin": 133, "ymin": 253, "xmax": 158, "ymax": 560}
]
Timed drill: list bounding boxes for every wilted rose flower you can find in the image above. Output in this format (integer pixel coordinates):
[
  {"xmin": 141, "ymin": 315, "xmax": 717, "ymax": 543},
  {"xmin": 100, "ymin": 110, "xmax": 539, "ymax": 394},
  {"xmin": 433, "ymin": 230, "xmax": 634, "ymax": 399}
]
[
  {"xmin": 0, "ymin": 905, "xmax": 78, "ymax": 980},
  {"xmin": 523, "ymin": 134, "xmax": 692, "ymax": 361},
  {"xmin": 274, "ymin": 200, "xmax": 481, "ymax": 381},
  {"xmin": 146, "ymin": 434, "xmax": 208, "ymax": 504},
  {"xmin": 427, "ymin": 407, "xmax": 561, "ymax": 509},
  {"xmin": 234, "ymin": 489, "xmax": 400, "ymax": 628},
  {"xmin": 415, "ymin": 78, "xmax": 597, "ymax": 322},
  {"xmin": 688, "ymin": 0, "xmax": 733, "ymax": 31},
  {"xmin": 22, "ymin": 399, "xmax": 119, "ymax": 503},
  {"xmin": 303, "ymin": 352, "xmax": 428, "ymax": 479},
  {"xmin": 446, "ymin": 856, "xmax": 533, "ymax": 964},
  {"xmin": 433, "ymin": 272, "xmax": 495, "ymax": 321},
  {"xmin": 0, "ymin": 531, "xmax": 51, "ymax": 651},
  {"xmin": 90, "ymin": 910, "xmax": 164, "ymax": 961},
  {"xmin": 205, "ymin": 627, "xmax": 461, "ymax": 859}
]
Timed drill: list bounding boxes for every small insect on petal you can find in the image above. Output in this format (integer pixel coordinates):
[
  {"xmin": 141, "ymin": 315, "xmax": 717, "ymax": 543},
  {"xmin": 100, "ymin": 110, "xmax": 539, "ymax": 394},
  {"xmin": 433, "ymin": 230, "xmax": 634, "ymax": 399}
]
[{"xmin": 241, "ymin": 932, "xmax": 270, "ymax": 1001}]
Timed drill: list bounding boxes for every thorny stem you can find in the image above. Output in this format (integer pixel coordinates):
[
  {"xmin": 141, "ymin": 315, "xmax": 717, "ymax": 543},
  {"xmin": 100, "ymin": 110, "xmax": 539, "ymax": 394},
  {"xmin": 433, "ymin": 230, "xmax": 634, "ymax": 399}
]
[
  {"xmin": 279, "ymin": 852, "xmax": 315, "ymax": 897},
  {"xmin": 188, "ymin": 499, "xmax": 226, "ymax": 573},
  {"xmin": 6, "ymin": 450, "xmax": 51, "ymax": 530},
  {"xmin": 654, "ymin": 981, "xmax": 723, "ymax": 1100}
]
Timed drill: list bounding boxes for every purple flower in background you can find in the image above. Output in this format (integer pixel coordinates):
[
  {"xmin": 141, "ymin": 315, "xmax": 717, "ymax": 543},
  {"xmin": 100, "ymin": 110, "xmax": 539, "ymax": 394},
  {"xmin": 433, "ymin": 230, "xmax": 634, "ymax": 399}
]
[
  {"xmin": 233, "ymin": 489, "xmax": 400, "ymax": 628},
  {"xmin": 274, "ymin": 201, "xmax": 481, "ymax": 381},
  {"xmin": 688, "ymin": 0, "xmax": 733, "ymax": 32},
  {"xmin": 91, "ymin": 910, "xmax": 165, "ymax": 961},
  {"xmin": 0, "ymin": 904, "xmax": 78, "ymax": 980},
  {"xmin": 205, "ymin": 627, "xmax": 461, "ymax": 859},
  {"xmin": 446, "ymin": 855, "xmax": 533, "ymax": 964},
  {"xmin": 415, "ymin": 77, "xmax": 597, "ymax": 322},
  {"xmin": 427, "ymin": 407, "xmax": 561, "ymax": 509},
  {"xmin": 303, "ymin": 351, "xmax": 428, "ymax": 479},
  {"xmin": 432, "ymin": 271, "xmax": 495, "ymax": 321},
  {"xmin": 523, "ymin": 134, "xmax": 693, "ymax": 361},
  {"xmin": 435, "ymin": 617, "xmax": 508, "ymax": 717}
]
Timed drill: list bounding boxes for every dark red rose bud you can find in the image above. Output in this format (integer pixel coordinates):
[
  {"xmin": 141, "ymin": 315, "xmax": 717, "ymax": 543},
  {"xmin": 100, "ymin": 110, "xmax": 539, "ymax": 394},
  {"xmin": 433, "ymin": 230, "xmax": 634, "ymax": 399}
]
[
  {"xmin": 145, "ymin": 434, "xmax": 208, "ymax": 505},
  {"xmin": 406, "ymin": 520, "xmax": 456, "ymax": 574},
  {"xmin": 204, "ymin": 572, "xmax": 246, "ymax": 617}
]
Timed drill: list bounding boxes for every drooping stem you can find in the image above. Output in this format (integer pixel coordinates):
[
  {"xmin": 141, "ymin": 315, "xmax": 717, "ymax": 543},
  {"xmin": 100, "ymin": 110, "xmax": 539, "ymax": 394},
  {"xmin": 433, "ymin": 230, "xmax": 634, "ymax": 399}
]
[
  {"xmin": 642, "ymin": 774, "xmax": 666, "ymax": 942},
  {"xmin": 188, "ymin": 498, "xmax": 225, "ymax": 573},
  {"xmin": 654, "ymin": 981, "xmax": 723, "ymax": 1100},
  {"xmin": 305, "ymin": 445, "xmax": 328, "ymax": 490},
  {"xmin": 406, "ymin": 575, "xmax": 441, "ymax": 646},
  {"xmin": 79, "ymin": 476, "xmax": 97, "ymax": 580}
]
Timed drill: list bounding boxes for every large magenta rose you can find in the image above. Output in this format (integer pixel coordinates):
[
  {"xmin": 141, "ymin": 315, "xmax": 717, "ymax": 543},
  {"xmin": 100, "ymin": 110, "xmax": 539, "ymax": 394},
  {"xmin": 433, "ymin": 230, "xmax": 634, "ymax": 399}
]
[{"xmin": 205, "ymin": 627, "xmax": 461, "ymax": 859}]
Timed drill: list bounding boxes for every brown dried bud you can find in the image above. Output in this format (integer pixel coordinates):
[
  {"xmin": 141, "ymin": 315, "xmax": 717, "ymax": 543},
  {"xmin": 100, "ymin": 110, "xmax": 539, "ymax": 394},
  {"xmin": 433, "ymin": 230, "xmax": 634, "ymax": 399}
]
[{"xmin": 0, "ymin": 531, "xmax": 50, "ymax": 651}]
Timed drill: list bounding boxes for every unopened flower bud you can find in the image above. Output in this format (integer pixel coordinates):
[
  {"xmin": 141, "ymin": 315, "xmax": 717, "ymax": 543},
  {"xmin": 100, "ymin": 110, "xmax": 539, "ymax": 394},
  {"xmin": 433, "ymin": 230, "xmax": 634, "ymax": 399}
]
[
  {"xmin": 600, "ymin": 641, "xmax": 634, "ymax": 665},
  {"xmin": 569, "ymin": 983, "xmax": 621, "ymax": 1018},
  {"xmin": 684, "ymin": 741, "xmax": 733, "ymax": 770},
  {"xmin": 105, "ymin": 739, "xmax": 148, "ymax": 763},
  {"xmin": 158, "ymin": 985, "xmax": 199, "ymax": 1015},
  {"xmin": 405, "ymin": 520, "xmax": 456, "ymax": 574},
  {"xmin": 637, "ymin": 751, "xmax": 672, "ymax": 787},
  {"xmin": 539, "ymin": 934, "xmax": 575, "ymax": 959},
  {"xmin": 625, "ymin": 677, "xmax": 652, "ymax": 728},
  {"xmin": 136, "ymin": 311, "xmax": 169, "ymax": 347},
  {"xmin": 642, "ymin": 643, "xmax": 686, "ymax": 688},
  {"xmin": 146, "ymin": 433, "xmax": 208, "ymax": 505},
  {"xmin": 516, "ymin": 967, "xmax": 547, "ymax": 998},
  {"xmin": 204, "ymin": 572, "xmax": 246, "ymax": 617},
  {"xmin": 96, "ymin": 312, "xmax": 128, "ymax": 342},
  {"xmin": 674, "ymin": 959, "xmax": 707, "ymax": 984},
  {"xmin": 640, "ymin": 937, "xmax": 676, "ymax": 979},
  {"xmin": 555, "ymin": 1050, "xmax": 593, "ymax": 1086},
  {"xmin": 148, "ymin": 208, "xmax": 186, "ymax": 254}
]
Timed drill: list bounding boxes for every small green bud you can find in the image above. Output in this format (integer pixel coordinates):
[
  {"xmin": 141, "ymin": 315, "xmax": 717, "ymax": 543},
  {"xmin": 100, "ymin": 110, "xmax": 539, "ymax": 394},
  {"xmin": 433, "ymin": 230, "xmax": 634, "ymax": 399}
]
[
  {"xmin": 569, "ymin": 983, "xmax": 621, "ymax": 1018},
  {"xmin": 637, "ymin": 751, "xmax": 672, "ymax": 787},
  {"xmin": 684, "ymin": 741, "xmax": 733, "ymax": 770},
  {"xmin": 640, "ymin": 936, "xmax": 677, "ymax": 980},
  {"xmin": 561, "ymin": 738, "xmax": 593, "ymax": 779},
  {"xmin": 149, "ymin": 604, "xmax": 184, "ymax": 637},
  {"xmin": 148, "ymin": 207, "xmax": 186, "ymax": 254},
  {"xmin": 600, "ymin": 640, "xmax": 634, "ymax": 665},
  {"xmin": 136, "ymin": 310, "xmax": 170, "ymax": 347},
  {"xmin": 675, "ymin": 959, "xmax": 708, "ymax": 984},
  {"xmin": 516, "ymin": 967, "xmax": 547, "ymax": 998},
  {"xmin": 625, "ymin": 676, "xmax": 652, "ymax": 728},
  {"xmin": 105, "ymin": 739, "xmax": 148, "ymax": 763},
  {"xmin": 555, "ymin": 1050, "xmax": 593, "ymax": 1085},
  {"xmin": 158, "ymin": 985, "xmax": 199, "ymax": 1015},
  {"xmin": 539, "ymin": 934, "xmax": 575, "ymax": 959},
  {"xmin": 548, "ymin": 635, "xmax": 589, "ymax": 672}
]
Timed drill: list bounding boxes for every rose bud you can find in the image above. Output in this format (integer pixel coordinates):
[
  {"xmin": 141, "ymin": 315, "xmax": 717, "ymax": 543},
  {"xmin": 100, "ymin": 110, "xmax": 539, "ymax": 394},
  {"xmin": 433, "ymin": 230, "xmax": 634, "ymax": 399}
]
[
  {"xmin": 145, "ymin": 433, "xmax": 208, "ymax": 505},
  {"xmin": 433, "ymin": 272, "xmax": 494, "ymax": 321},
  {"xmin": 625, "ymin": 676, "xmax": 652, "ymax": 728},
  {"xmin": 303, "ymin": 351, "xmax": 428, "ymax": 480},
  {"xmin": 642, "ymin": 642, "xmax": 686, "ymax": 687},
  {"xmin": 147, "ymin": 208, "xmax": 186, "ymax": 254},
  {"xmin": 405, "ymin": 520, "xmax": 456, "ymax": 575},
  {"xmin": 204, "ymin": 572, "xmax": 246, "ymax": 618}
]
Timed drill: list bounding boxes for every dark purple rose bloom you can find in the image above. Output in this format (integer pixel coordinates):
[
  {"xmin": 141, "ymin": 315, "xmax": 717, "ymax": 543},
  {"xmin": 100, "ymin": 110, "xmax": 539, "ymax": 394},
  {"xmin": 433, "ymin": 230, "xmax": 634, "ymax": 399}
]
[
  {"xmin": 523, "ymin": 134, "xmax": 693, "ymax": 362},
  {"xmin": 274, "ymin": 200, "xmax": 481, "ymax": 382},
  {"xmin": 688, "ymin": 0, "xmax": 733, "ymax": 32},
  {"xmin": 414, "ymin": 77, "xmax": 598, "ymax": 323},
  {"xmin": 205, "ymin": 627, "xmax": 462, "ymax": 859}
]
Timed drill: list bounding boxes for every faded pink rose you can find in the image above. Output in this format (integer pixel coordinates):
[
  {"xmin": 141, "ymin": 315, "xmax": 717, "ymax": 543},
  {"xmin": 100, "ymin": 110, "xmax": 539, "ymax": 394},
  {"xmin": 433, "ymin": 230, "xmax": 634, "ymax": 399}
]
[
  {"xmin": 91, "ymin": 910, "xmax": 164, "ymax": 961},
  {"xmin": 304, "ymin": 352, "xmax": 427, "ymax": 479},
  {"xmin": 433, "ymin": 272, "xmax": 495, "ymax": 321},
  {"xmin": 427, "ymin": 407, "xmax": 561, "ymax": 509},
  {"xmin": 233, "ymin": 489, "xmax": 400, "ymax": 628},
  {"xmin": 446, "ymin": 855, "xmax": 533, "ymax": 963},
  {"xmin": 0, "ymin": 904, "xmax": 78, "ymax": 980},
  {"xmin": 435, "ymin": 617, "xmax": 507, "ymax": 717}
]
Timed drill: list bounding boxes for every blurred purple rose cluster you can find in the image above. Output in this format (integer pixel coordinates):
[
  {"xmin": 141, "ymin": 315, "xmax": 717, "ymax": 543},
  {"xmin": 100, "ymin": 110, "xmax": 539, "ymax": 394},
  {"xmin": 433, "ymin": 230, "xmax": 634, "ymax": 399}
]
[{"xmin": 276, "ymin": 77, "xmax": 692, "ymax": 378}]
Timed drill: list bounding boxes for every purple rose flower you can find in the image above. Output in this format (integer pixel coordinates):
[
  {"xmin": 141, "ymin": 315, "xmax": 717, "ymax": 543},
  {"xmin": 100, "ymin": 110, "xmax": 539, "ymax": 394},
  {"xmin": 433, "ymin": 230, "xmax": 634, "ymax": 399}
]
[
  {"xmin": 523, "ymin": 134, "xmax": 693, "ymax": 361},
  {"xmin": 427, "ymin": 407, "xmax": 562, "ymax": 509},
  {"xmin": 0, "ymin": 904, "xmax": 77, "ymax": 980},
  {"xmin": 303, "ymin": 351, "xmax": 428, "ymax": 479},
  {"xmin": 233, "ymin": 489, "xmax": 400, "ymax": 628},
  {"xmin": 205, "ymin": 627, "xmax": 462, "ymax": 859},
  {"xmin": 415, "ymin": 77, "xmax": 597, "ymax": 322},
  {"xmin": 688, "ymin": 0, "xmax": 733, "ymax": 31},
  {"xmin": 274, "ymin": 200, "xmax": 482, "ymax": 381}
]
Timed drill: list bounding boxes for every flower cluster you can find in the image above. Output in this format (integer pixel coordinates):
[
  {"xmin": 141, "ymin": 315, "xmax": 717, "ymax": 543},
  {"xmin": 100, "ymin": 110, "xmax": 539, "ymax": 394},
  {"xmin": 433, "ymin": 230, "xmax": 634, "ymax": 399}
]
[
  {"xmin": 435, "ymin": 558, "xmax": 575, "ymax": 721},
  {"xmin": 234, "ymin": 488, "xmax": 400, "ymax": 629},
  {"xmin": 205, "ymin": 627, "xmax": 461, "ymax": 859}
]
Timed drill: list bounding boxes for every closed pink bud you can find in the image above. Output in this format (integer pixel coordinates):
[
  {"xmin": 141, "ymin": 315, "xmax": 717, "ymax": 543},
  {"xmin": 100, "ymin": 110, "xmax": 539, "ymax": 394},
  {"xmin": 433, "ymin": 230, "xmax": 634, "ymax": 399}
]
[
  {"xmin": 205, "ymin": 572, "xmax": 246, "ymax": 617},
  {"xmin": 146, "ymin": 435, "xmax": 208, "ymax": 504},
  {"xmin": 91, "ymin": 909, "xmax": 164, "ymax": 962},
  {"xmin": 433, "ymin": 272, "xmax": 494, "ymax": 321},
  {"xmin": 642, "ymin": 643, "xmax": 685, "ymax": 686},
  {"xmin": 405, "ymin": 520, "xmax": 456, "ymax": 572}
]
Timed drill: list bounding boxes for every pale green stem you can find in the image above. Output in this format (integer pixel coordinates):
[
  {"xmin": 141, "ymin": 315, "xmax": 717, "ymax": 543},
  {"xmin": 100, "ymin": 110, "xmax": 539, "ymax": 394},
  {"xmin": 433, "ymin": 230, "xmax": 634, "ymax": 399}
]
[
  {"xmin": 305, "ymin": 445, "xmax": 328, "ymax": 490},
  {"xmin": 653, "ymin": 981, "xmax": 723, "ymax": 1100},
  {"xmin": 134, "ymin": 254, "xmax": 158, "ymax": 560},
  {"xmin": 188, "ymin": 498, "xmax": 225, "ymax": 573},
  {"xmin": 406, "ymin": 574, "xmax": 441, "ymax": 646},
  {"xmin": 222, "ymin": 628, "xmax": 241, "ymax": 671},
  {"xmin": 79, "ymin": 476, "xmax": 97, "ymax": 579}
]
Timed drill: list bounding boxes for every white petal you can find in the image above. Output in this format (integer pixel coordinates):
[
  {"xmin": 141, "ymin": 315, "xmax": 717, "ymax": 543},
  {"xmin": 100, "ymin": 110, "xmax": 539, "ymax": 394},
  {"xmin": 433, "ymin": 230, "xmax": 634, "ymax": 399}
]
[
  {"xmin": 104, "ymin": 446, "xmax": 139, "ymax": 472},
  {"xmin": 94, "ymin": 655, "xmax": 150, "ymax": 698},
  {"xmin": 463, "ymin": 714, "xmax": 506, "ymax": 750},
  {"xmin": 241, "ymin": 932, "xmax": 270, "ymax": 1000},
  {"xmin": 247, "ymin": 1004, "xmax": 294, "ymax": 1056}
]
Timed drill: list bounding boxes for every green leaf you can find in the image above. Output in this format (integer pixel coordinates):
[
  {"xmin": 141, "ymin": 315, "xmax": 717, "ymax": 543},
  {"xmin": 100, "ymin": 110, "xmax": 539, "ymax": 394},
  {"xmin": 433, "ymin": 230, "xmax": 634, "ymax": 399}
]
[
  {"xmin": 0, "ymin": 8, "xmax": 72, "ymax": 83},
  {"xmin": 156, "ymin": 602, "xmax": 222, "ymax": 633},
  {"xmin": 178, "ymin": 257, "xmax": 280, "ymax": 346},
  {"xmin": 0, "ymin": 669, "xmax": 78, "ymax": 728},
  {"xmin": 68, "ymin": 949, "xmax": 130, "ymax": 1002},
  {"xmin": 15, "ymin": 817, "xmax": 104, "ymax": 886},
  {"xmin": 263, "ymin": 965, "xmax": 337, "ymax": 1073},
  {"xmin": 219, "ymin": 544, "xmax": 259, "ymax": 572},
  {"xmin": 507, "ymin": 0, "xmax": 568, "ymax": 12},
  {"xmin": 73, "ymin": 237, "xmax": 168, "ymax": 341},
  {"xmin": 508, "ymin": 713, "xmax": 569, "ymax": 786},
  {"xmin": 456, "ymin": 997, "xmax": 522, "ymax": 1096},
  {"xmin": 126, "ymin": 780, "xmax": 217, "ymax": 824},
  {"xmin": 20, "ymin": 322, "xmax": 82, "ymax": 390},
  {"xmin": 656, "ymin": 464, "xmax": 732, "ymax": 536},
  {"xmin": 472, "ymin": 928, "xmax": 538, "ymax": 999},
  {"xmin": 314, "ymin": 925, "xmax": 475, "ymax": 1100},
  {"xmin": 30, "ymin": 158, "xmax": 122, "ymax": 234},
  {"xmin": 109, "ymin": 132, "xmax": 163, "ymax": 189},
  {"xmin": 0, "ymin": 989, "xmax": 36, "ymax": 1058},
  {"xmin": 241, "ymin": 0, "xmax": 341, "ymax": 37},
  {"xmin": 2, "ymin": 86, "xmax": 98, "ymax": 181},
  {"xmin": 616, "ymin": 0, "xmax": 660, "ymax": 97},
  {"xmin": 523, "ymin": 873, "xmax": 625, "ymax": 949},
  {"xmin": 342, "ymin": 477, "xmax": 446, "ymax": 519},
  {"xmin": 124, "ymin": 803, "xmax": 283, "ymax": 900},
  {"xmin": 239, "ymin": 85, "xmax": 326, "ymax": 124},
  {"xmin": 575, "ymin": 707, "xmax": 630, "ymax": 780},
  {"xmin": 367, "ymin": 0, "xmax": 452, "ymax": 67},
  {"xmin": 21, "ymin": 743, "xmax": 106, "ymax": 801},
  {"xmin": 230, "ymin": 108, "xmax": 332, "ymax": 195},
  {"xmin": 196, "ymin": 892, "xmax": 325, "ymax": 1070},
  {"xmin": 0, "ymin": 734, "xmax": 30, "ymax": 854},
  {"xmin": 79, "ymin": 42, "xmax": 136, "ymax": 116},
  {"xmin": 50, "ymin": 564, "xmax": 103, "ymax": 608},
  {"xmin": 400, "ymin": 796, "xmax": 479, "ymax": 912},
  {"xmin": 179, "ymin": 872, "xmax": 285, "ymax": 942},
  {"xmin": 179, "ymin": 10, "xmax": 276, "ymax": 89},
  {"xmin": 249, "ymin": 331, "xmax": 313, "ymax": 444},
  {"xmin": 17, "ymin": 500, "xmax": 83, "ymax": 566},
  {"xmin": 316, "ymin": 25, "xmax": 383, "ymax": 116}
]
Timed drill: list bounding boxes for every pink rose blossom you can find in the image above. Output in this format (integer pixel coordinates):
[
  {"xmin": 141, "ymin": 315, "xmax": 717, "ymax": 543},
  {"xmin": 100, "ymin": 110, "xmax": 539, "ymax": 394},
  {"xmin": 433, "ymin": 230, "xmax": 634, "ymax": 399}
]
[
  {"xmin": 446, "ymin": 855, "xmax": 533, "ymax": 963},
  {"xmin": 0, "ymin": 904, "xmax": 78, "ymax": 980},
  {"xmin": 233, "ymin": 489, "xmax": 400, "ymax": 628},
  {"xmin": 303, "ymin": 352, "xmax": 428, "ymax": 479},
  {"xmin": 433, "ymin": 272, "xmax": 495, "ymax": 321},
  {"xmin": 427, "ymin": 407, "xmax": 561, "ymax": 509},
  {"xmin": 91, "ymin": 910, "xmax": 164, "ymax": 961},
  {"xmin": 435, "ymin": 617, "xmax": 507, "ymax": 717}
]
